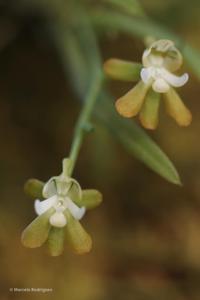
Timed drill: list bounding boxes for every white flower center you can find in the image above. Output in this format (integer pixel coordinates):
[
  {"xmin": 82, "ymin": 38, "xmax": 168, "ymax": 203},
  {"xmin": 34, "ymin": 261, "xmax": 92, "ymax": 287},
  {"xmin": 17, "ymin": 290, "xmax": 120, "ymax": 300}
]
[
  {"xmin": 34, "ymin": 177, "xmax": 86, "ymax": 228},
  {"xmin": 140, "ymin": 66, "xmax": 188, "ymax": 94}
]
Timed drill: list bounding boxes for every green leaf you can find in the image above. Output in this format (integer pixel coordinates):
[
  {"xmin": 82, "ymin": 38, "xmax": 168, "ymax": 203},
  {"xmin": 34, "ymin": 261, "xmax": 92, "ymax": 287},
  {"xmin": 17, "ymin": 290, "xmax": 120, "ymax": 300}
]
[
  {"xmin": 90, "ymin": 9, "xmax": 200, "ymax": 79},
  {"xmin": 100, "ymin": 0, "xmax": 145, "ymax": 17},
  {"xmin": 95, "ymin": 92, "xmax": 181, "ymax": 185},
  {"xmin": 52, "ymin": 1, "xmax": 102, "ymax": 98}
]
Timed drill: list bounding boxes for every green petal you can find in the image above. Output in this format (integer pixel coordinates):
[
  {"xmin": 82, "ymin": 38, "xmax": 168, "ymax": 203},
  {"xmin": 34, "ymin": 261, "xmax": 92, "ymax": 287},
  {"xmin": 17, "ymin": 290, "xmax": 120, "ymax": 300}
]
[
  {"xmin": 68, "ymin": 182, "xmax": 81, "ymax": 203},
  {"xmin": 74, "ymin": 189, "xmax": 102, "ymax": 209},
  {"xmin": 64, "ymin": 210, "xmax": 92, "ymax": 255},
  {"xmin": 21, "ymin": 208, "xmax": 54, "ymax": 248},
  {"xmin": 115, "ymin": 81, "xmax": 150, "ymax": 118},
  {"xmin": 139, "ymin": 89, "xmax": 161, "ymax": 129},
  {"xmin": 103, "ymin": 58, "xmax": 142, "ymax": 81},
  {"xmin": 46, "ymin": 227, "xmax": 65, "ymax": 256},
  {"xmin": 24, "ymin": 179, "xmax": 44, "ymax": 199},
  {"xmin": 163, "ymin": 88, "xmax": 192, "ymax": 126}
]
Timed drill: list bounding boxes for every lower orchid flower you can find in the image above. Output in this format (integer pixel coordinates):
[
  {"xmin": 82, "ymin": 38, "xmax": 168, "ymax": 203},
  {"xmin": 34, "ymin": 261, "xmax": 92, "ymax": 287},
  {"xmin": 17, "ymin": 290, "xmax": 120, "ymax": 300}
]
[{"xmin": 21, "ymin": 160, "xmax": 102, "ymax": 256}]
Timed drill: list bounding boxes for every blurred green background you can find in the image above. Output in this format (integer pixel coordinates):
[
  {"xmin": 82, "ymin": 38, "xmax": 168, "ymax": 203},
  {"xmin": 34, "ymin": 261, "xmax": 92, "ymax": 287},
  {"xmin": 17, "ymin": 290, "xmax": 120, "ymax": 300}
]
[{"xmin": 1, "ymin": 0, "xmax": 200, "ymax": 299}]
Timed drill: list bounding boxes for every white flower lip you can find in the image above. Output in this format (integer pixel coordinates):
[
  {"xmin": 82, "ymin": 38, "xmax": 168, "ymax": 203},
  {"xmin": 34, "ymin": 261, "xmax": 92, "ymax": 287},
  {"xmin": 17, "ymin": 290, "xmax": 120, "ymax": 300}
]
[
  {"xmin": 140, "ymin": 67, "xmax": 189, "ymax": 93},
  {"xmin": 34, "ymin": 196, "xmax": 86, "ymax": 227},
  {"xmin": 34, "ymin": 176, "xmax": 86, "ymax": 228},
  {"xmin": 34, "ymin": 196, "xmax": 57, "ymax": 215},
  {"xmin": 49, "ymin": 211, "xmax": 67, "ymax": 227},
  {"xmin": 65, "ymin": 197, "xmax": 86, "ymax": 220}
]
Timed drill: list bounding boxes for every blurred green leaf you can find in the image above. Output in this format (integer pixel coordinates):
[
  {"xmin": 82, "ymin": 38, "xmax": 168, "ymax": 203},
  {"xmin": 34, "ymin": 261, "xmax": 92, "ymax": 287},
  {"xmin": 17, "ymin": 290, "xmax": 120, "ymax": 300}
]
[
  {"xmin": 101, "ymin": 0, "xmax": 145, "ymax": 17},
  {"xmin": 95, "ymin": 93, "xmax": 181, "ymax": 185},
  {"xmin": 89, "ymin": 9, "xmax": 200, "ymax": 79},
  {"xmin": 51, "ymin": 0, "xmax": 101, "ymax": 97}
]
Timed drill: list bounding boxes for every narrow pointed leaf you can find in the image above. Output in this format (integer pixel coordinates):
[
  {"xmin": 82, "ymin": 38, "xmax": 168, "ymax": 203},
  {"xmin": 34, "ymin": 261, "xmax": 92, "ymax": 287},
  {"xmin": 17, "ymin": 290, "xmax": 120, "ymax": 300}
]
[
  {"xmin": 95, "ymin": 93, "xmax": 181, "ymax": 185},
  {"xmin": 101, "ymin": 0, "xmax": 145, "ymax": 17}
]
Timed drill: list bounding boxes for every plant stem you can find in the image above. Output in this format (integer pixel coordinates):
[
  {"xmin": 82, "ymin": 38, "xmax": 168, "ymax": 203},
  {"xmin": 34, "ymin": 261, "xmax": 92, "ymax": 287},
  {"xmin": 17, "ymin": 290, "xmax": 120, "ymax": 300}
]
[{"xmin": 68, "ymin": 72, "xmax": 103, "ymax": 176}]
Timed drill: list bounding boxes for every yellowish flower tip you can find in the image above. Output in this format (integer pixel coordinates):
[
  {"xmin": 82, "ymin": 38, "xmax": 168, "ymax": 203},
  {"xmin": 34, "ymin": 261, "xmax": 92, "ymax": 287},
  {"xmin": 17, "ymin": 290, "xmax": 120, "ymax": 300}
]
[
  {"xmin": 115, "ymin": 81, "xmax": 149, "ymax": 118},
  {"xmin": 103, "ymin": 58, "xmax": 116, "ymax": 75},
  {"xmin": 81, "ymin": 189, "xmax": 103, "ymax": 209},
  {"xmin": 164, "ymin": 88, "xmax": 192, "ymax": 127},
  {"xmin": 24, "ymin": 178, "xmax": 44, "ymax": 199},
  {"xmin": 65, "ymin": 210, "xmax": 92, "ymax": 255},
  {"xmin": 139, "ymin": 89, "xmax": 161, "ymax": 130},
  {"xmin": 46, "ymin": 227, "xmax": 65, "ymax": 257},
  {"xmin": 103, "ymin": 58, "xmax": 142, "ymax": 81}
]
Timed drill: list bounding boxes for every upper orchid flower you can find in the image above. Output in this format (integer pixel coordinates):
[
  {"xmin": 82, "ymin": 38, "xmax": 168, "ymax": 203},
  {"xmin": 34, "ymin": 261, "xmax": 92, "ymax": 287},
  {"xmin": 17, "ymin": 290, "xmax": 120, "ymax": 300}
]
[{"xmin": 104, "ymin": 39, "xmax": 192, "ymax": 129}]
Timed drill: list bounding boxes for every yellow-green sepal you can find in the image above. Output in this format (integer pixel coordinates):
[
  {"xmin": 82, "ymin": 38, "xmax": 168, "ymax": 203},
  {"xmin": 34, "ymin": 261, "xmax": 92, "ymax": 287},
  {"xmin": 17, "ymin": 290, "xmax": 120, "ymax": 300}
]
[
  {"xmin": 21, "ymin": 208, "xmax": 54, "ymax": 248},
  {"xmin": 74, "ymin": 189, "xmax": 102, "ymax": 209},
  {"xmin": 64, "ymin": 210, "xmax": 92, "ymax": 255},
  {"xmin": 24, "ymin": 179, "xmax": 44, "ymax": 199},
  {"xmin": 68, "ymin": 182, "xmax": 81, "ymax": 203},
  {"xmin": 46, "ymin": 227, "xmax": 65, "ymax": 256},
  {"xmin": 163, "ymin": 87, "xmax": 192, "ymax": 126},
  {"xmin": 139, "ymin": 88, "xmax": 161, "ymax": 129},
  {"xmin": 115, "ymin": 81, "xmax": 150, "ymax": 118},
  {"xmin": 103, "ymin": 58, "xmax": 142, "ymax": 81}
]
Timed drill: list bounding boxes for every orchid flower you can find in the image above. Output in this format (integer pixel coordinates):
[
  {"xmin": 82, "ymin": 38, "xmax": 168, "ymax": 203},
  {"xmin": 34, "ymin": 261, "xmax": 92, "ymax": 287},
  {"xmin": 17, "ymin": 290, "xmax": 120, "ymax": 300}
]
[
  {"xmin": 22, "ymin": 164, "xmax": 102, "ymax": 256},
  {"xmin": 104, "ymin": 39, "xmax": 192, "ymax": 129}
]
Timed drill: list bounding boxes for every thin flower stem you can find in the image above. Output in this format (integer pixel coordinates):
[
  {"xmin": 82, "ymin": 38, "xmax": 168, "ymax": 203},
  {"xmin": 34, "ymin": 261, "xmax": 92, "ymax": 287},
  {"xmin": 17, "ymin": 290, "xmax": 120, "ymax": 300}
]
[{"xmin": 67, "ymin": 72, "xmax": 103, "ymax": 176}]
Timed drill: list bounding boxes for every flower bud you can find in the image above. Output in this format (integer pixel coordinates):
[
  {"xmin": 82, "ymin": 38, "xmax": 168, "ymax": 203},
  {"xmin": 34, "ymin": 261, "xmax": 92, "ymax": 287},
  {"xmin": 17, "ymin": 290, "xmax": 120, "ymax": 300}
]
[{"xmin": 142, "ymin": 39, "xmax": 183, "ymax": 72}]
